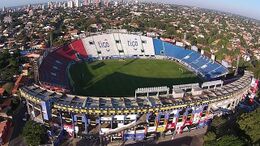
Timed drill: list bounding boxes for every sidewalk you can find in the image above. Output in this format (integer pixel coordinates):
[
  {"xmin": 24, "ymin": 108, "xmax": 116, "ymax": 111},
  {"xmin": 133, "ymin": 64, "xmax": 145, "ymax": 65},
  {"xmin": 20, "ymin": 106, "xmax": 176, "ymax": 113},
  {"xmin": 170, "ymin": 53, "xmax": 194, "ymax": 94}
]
[
  {"xmin": 6, "ymin": 103, "xmax": 27, "ymax": 146},
  {"xmin": 3, "ymin": 103, "xmax": 24, "ymax": 146},
  {"xmin": 61, "ymin": 127, "xmax": 208, "ymax": 146},
  {"xmin": 108, "ymin": 126, "xmax": 208, "ymax": 146}
]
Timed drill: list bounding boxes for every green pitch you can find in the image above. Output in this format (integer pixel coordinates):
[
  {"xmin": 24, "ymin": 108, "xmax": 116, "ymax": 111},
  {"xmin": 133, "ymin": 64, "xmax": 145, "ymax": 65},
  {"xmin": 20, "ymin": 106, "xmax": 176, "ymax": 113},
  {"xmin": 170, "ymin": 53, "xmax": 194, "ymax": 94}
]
[{"xmin": 68, "ymin": 59, "xmax": 201, "ymax": 96}]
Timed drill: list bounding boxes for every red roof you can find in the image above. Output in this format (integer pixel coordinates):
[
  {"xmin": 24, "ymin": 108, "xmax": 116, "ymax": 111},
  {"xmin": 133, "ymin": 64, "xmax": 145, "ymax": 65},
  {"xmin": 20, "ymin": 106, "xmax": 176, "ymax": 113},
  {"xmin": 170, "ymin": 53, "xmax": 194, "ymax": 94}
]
[
  {"xmin": 0, "ymin": 99, "xmax": 11, "ymax": 109},
  {"xmin": 12, "ymin": 75, "xmax": 23, "ymax": 95},
  {"xmin": 0, "ymin": 120, "xmax": 8, "ymax": 135},
  {"xmin": 0, "ymin": 88, "xmax": 5, "ymax": 95},
  {"xmin": 0, "ymin": 120, "xmax": 11, "ymax": 143}
]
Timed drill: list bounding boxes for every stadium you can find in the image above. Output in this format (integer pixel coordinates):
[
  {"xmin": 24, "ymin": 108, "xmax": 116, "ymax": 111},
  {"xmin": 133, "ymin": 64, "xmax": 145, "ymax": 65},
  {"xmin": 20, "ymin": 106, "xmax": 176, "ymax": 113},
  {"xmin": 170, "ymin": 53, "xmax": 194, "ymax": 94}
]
[{"xmin": 20, "ymin": 33, "xmax": 258, "ymax": 143}]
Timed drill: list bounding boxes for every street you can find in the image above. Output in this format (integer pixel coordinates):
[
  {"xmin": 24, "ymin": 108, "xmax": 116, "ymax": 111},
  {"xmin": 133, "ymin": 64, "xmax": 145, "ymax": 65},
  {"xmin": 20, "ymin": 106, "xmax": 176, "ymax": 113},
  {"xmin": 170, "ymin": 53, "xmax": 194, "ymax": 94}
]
[{"xmin": 8, "ymin": 103, "xmax": 27, "ymax": 146}]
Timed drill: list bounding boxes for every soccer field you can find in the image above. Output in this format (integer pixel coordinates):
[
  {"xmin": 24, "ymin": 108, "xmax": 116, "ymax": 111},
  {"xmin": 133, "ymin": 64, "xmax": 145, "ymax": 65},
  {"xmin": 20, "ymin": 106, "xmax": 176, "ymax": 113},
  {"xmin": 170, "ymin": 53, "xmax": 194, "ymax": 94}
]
[{"xmin": 68, "ymin": 59, "xmax": 201, "ymax": 96}]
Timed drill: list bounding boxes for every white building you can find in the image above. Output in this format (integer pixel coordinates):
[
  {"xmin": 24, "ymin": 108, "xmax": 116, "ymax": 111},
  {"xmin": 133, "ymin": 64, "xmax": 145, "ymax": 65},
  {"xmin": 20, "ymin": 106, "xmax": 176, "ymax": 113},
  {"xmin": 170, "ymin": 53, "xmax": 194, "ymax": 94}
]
[
  {"xmin": 74, "ymin": 0, "xmax": 81, "ymax": 7},
  {"xmin": 28, "ymin": 9, "xmax": 34, "ymax": 16},
  {"xmin": 68, "ymin": 0, "xmax": 81, "ymax": 8},
  {"xmin": 41, "ymin": 4, "xmax": 45, "ymax": 10},
  {"xmin": 67, "ymin": 0, "xmax": 74, "ymax": 8}
]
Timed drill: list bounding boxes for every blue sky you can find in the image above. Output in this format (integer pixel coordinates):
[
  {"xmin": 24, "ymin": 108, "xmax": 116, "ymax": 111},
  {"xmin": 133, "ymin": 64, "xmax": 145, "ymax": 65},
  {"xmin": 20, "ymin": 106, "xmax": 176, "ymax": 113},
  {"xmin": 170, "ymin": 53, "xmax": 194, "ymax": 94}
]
[{"xmin": 0, "ymin": 0, "xmax": 260, "ymax": 20}]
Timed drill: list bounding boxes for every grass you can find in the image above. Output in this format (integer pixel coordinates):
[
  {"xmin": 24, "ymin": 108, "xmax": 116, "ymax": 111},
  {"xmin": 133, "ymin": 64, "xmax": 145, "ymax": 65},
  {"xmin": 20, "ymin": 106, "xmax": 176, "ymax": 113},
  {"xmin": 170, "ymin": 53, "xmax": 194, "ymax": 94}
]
[{"xmin": 69, "ymin": 59, "xmax": 201, "ymax": 96}]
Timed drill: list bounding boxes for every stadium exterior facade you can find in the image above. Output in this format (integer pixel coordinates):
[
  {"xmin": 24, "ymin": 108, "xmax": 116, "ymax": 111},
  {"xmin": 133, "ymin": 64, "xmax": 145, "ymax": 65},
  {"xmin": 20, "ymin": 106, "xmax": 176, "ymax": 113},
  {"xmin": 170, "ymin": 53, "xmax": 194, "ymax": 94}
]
[{"xmin": 20, "ymin": 33, "xmax": 257, "ymax": 142}]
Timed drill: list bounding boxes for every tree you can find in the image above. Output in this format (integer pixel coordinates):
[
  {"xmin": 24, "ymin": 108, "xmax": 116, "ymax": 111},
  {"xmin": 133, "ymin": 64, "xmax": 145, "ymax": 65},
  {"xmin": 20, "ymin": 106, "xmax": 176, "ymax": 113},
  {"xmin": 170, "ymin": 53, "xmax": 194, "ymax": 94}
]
[
  {"xmin": 203, "ymin": 114, "xmax": 250, "ymax": 146},
  {"xmin": 210, "ymin": 116, "xmax": 229, "ymax": 136},
  {"xmin": 22, "ymin": 121, "xmax": 48, "ymax": 146},
  {"xmin": 203, "ymin": 131, "xmax": 216, "ymax": 142},
  {"xmin": 204, "ymin": 133, "xmax": 246, "ymax": 146},
  {"xmin": 215, "ymin": 135, "xmax": 246, "ymax": 146},
  {"xmin": 237, "ymin": 107, "xmax": 260, "ymax": 144},
  {"xmin": 190, "ymin": 37, "xmax": 197, "ymax": 46},
  {"xmin": 0, "ymin": 50, "xmax": 20, "ymax": 81}
]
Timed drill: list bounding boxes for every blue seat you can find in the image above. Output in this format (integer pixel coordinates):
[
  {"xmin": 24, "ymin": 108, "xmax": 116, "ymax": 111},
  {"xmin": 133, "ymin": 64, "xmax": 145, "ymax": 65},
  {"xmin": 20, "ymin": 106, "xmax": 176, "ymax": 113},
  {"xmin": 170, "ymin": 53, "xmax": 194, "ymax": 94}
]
[
  {"xmin": 152, "ymin": 39, "xmax": 229, "ymax": 79},
  {"xmin": 164, "ymin": 43, "xmax": 190, "ymax": 59},
  {"xmin": 153, "ymin": 39, "xmax": 164, "ymax": 55},
  {"xmin": 182, "ymin": 53, "xmax": 201, "ymax": 64}
]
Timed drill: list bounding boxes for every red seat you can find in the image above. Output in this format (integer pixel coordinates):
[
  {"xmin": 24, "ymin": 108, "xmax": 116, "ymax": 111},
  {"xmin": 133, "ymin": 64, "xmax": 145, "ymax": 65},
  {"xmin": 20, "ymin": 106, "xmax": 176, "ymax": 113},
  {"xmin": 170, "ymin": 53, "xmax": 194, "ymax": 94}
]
[
  {"xmin": 38, "ymin": 39, "xmax": 89, "ymax": 91},
  {"xmin": 70, "ymin": 40, "xmax": 88, "ymax": 58}
]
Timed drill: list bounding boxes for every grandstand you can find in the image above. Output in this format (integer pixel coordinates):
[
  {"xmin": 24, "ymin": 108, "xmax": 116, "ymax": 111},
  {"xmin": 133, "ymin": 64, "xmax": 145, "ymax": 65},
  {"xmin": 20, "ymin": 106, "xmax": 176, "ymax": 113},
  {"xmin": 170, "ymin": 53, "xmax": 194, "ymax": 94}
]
[
  {"xmin": 38, "ymin": 51, "xmax": 71, "ymax": 90},
  {"xmin": 37, "ymin": 33, "xmax": 228, "ymax": 92},
  {"xmin": 20, "ymin": 71, "xmax": 254, "ymax": 141},
  {"xmin": 153, "ymin": 39, "xmax": 228, "ymax": 79}
]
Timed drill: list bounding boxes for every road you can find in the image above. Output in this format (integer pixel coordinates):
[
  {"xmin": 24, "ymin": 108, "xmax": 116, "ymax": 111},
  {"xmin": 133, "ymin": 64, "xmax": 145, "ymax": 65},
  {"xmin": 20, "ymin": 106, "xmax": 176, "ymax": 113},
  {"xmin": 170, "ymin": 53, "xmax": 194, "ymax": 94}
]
[
  {"xmin": 63, "ymin": 127, "xmax": 207, "ymax": 146},
  {"xmin": 8, "ymin": 103, "xmax": 27, "ymax": 146}
]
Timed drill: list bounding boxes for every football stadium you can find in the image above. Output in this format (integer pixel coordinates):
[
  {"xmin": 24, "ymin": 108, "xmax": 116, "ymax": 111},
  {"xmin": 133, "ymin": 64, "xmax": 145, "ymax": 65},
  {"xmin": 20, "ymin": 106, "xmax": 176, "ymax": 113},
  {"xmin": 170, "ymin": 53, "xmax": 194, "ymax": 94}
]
[{"xmin": 20, "ymin": 33, "xmax": 258, "ymax": 143}]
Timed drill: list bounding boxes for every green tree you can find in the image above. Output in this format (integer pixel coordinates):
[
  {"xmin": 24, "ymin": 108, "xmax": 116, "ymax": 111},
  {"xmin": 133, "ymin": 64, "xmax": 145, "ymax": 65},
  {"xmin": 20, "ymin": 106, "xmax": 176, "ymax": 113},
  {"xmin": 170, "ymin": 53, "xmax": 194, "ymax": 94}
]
[
  {"xmin": 22, "ymin": 121, "xmax": 48, "ymax": 146},
  {"xmin": 210, "ymin": 116, "xmax": 229, "ymax": 136},
  {"xmin": 203, "ymin": 131, "xmax": 216, "ymax": 142},
  {"xmin": 190, "ymin": 37, "xmax": 197, "ymax": 46},
  {"xmin": 237, "ymin": 107, "xmax": 260, "ymax": 144},
  {"xmin": 215, "ymin": 135, "xmax": 246, "ymax": 146}
]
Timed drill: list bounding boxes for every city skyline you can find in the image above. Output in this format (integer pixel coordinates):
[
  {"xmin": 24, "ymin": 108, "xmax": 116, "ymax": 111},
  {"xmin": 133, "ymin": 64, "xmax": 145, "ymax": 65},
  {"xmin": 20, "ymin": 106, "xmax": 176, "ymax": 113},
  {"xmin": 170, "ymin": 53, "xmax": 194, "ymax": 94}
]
[{"xmin": 0, "ymin": 0, "xmax": 260, "ymax": 21}]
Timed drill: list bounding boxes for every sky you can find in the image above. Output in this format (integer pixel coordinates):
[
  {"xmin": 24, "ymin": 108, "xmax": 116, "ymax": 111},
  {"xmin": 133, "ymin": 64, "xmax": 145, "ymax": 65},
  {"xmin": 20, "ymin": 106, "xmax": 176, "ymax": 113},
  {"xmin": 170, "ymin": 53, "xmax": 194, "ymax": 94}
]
[{"xmin": 0, "ymin": 0, "xmax": 260, "ymax": 20}]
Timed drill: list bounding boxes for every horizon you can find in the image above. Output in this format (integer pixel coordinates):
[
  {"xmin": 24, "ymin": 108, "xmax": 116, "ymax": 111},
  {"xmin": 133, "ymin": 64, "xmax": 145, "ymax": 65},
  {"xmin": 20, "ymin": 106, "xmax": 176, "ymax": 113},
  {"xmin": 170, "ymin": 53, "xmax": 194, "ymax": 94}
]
[{"xmin": 0, "ymin": 0, "xmax": 260, "ymax": 21}]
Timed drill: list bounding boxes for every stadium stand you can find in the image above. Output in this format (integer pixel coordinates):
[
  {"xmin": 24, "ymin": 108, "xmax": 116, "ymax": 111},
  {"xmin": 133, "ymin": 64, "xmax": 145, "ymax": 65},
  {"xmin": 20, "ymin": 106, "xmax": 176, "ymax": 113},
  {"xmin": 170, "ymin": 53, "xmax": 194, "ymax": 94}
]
[
  {"xmin": 20, "ymin": 70, "xmax": 254, "ymax": 141},
  {"xmin": 39, "ymin": 50, "xmax": 71, "ymax": 89},
  {"xmin": 140, "ymin": 36, "xmax": 155, "ymax": 56},
  {"xmin": 154, "ymin": 40, "xmax": 229, "ymax": 79},
  {"xmin": 153, "ymin": 39, "xmax": 164, "ymax": 55},
  {"xmin": 153, "ymin": 39, "xmax": 165, "ymax": 55},
  {"xmin": 38, "ymin": 33, "xmax": 229, "ymax": 91},
  {"xmin": 38, "ymin": 39, "xmax": 89, "ymax": 90},
  {"xmin": 120, "ymin": 33, "xmax": 143, "ymax": 56},
  {"xmin": 70, "ymin": 40, "xmax": 88, "ymax": 58},
  {"xmin": 55, "ymin": 45, "xmax": 78, "ymax": 60},
  {"xmin": 82, "ymin": 37, "xmax": 99, "ymax": 58},
  {"xmin": 93, "ymin": 34, "xmax": 120, "ymax": 57}
]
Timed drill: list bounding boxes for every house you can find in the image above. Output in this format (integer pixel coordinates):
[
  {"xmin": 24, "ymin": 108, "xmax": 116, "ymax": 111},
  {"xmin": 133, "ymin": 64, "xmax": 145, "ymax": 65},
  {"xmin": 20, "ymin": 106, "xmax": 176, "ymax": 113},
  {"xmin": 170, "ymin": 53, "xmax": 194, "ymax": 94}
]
[
  {"xmin": 0, "ymin": 99, "xmax": 11, "ymax": 111},
  {"xmin": 0, "ymin": 119, "xmax": 11, "ymax": 145},
  {"xmin": 0, "ymin": 99, "xmax": 12, "ymax": 119},
  {"xmin": 0, "ymin": 88, "xmax": 8, "ymax": 99}
]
